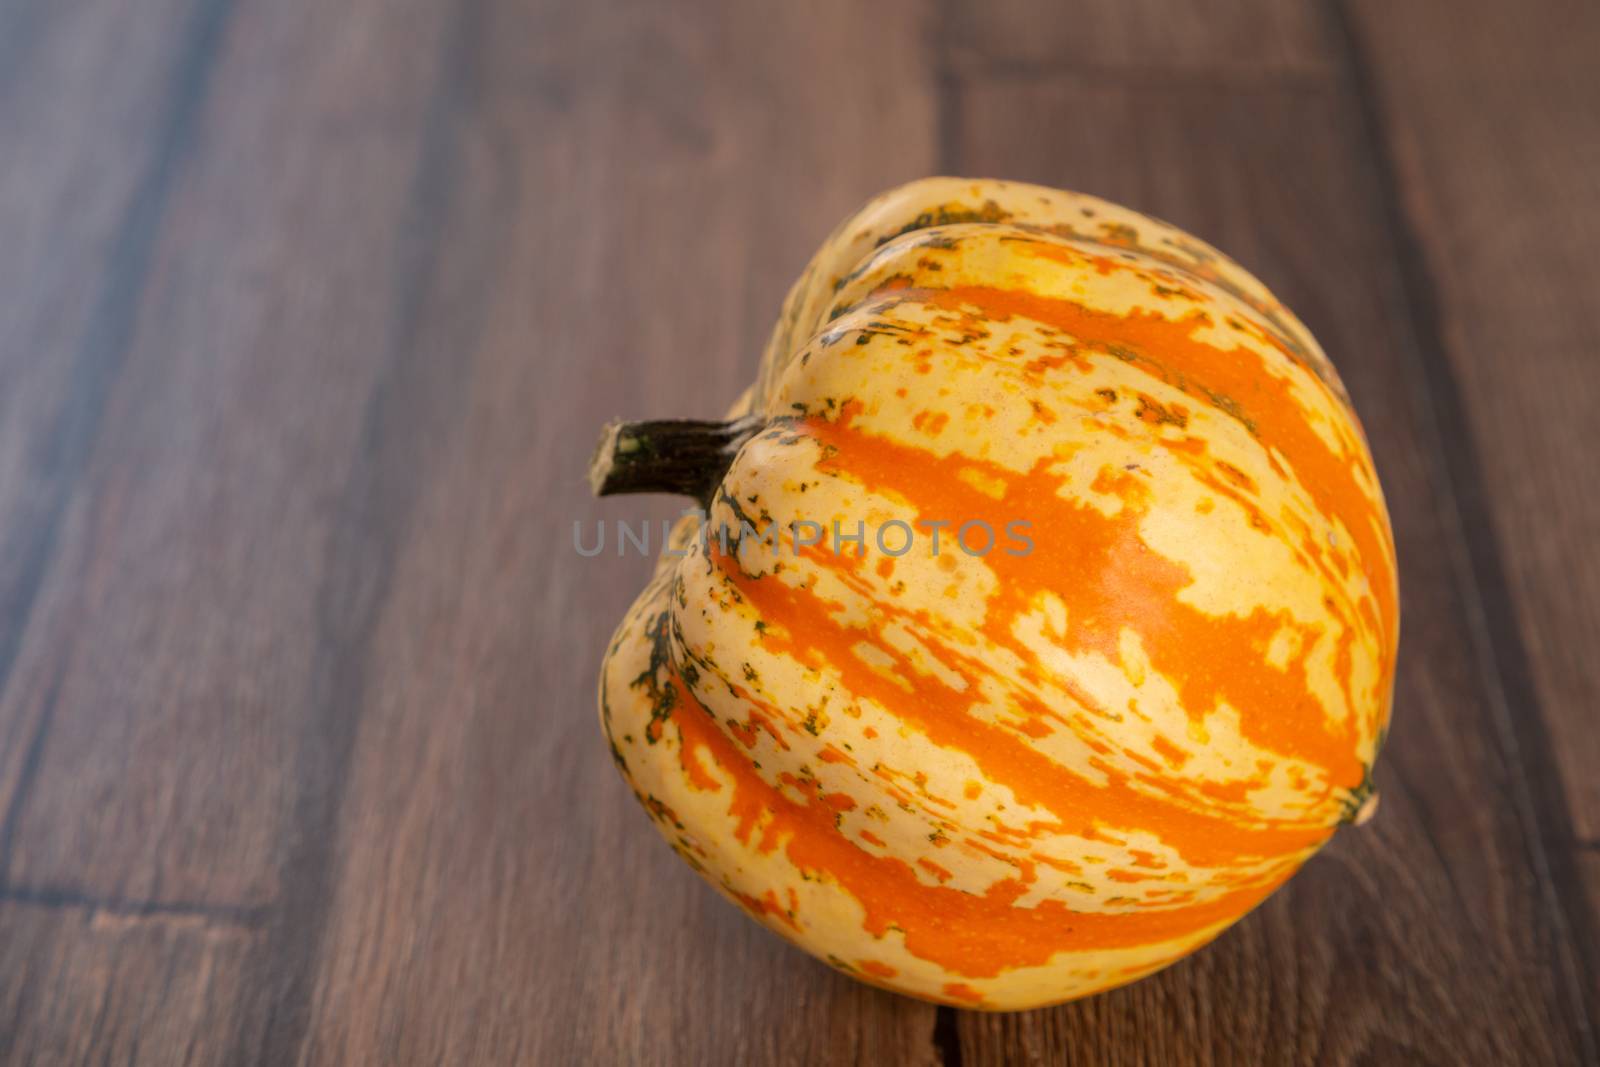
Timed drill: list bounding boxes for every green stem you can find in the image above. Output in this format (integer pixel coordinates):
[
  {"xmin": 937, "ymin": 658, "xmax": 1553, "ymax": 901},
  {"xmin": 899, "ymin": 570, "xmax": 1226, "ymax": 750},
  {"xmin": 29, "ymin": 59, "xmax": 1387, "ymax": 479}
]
[{"xmin": 588, "ymin": 416, "xmax": 764, "ymax": 506}]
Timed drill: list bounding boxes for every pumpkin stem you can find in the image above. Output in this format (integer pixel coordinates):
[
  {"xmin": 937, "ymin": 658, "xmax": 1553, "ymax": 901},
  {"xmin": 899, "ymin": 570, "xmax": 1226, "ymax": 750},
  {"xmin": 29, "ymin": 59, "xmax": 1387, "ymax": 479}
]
[{"xmin": 588, "ymin": 416, "xmax": 765, "ymax": 505}]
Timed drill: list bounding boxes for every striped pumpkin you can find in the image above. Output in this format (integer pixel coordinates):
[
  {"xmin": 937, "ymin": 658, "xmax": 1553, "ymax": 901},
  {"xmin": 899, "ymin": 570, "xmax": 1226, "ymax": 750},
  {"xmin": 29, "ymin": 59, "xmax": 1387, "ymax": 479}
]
[{"xmin": 592, "ymin": 178, "xmax": 1398, "ymax": 1010}]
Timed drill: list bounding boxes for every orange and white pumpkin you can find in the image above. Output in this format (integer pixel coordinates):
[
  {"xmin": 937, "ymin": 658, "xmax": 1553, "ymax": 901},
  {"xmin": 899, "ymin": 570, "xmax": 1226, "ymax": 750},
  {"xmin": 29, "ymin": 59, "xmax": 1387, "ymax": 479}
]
[{"xmin": 592, "ymin": 178, "xmax": 1398, "ymax": 1010}]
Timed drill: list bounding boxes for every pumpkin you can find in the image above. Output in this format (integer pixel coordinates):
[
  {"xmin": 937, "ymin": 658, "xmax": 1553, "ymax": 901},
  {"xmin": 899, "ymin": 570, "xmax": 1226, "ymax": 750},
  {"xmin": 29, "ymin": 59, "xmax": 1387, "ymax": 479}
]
[{"xmin": 590, "ymin": 178, "xmax": 1398, "ymax": 1010}]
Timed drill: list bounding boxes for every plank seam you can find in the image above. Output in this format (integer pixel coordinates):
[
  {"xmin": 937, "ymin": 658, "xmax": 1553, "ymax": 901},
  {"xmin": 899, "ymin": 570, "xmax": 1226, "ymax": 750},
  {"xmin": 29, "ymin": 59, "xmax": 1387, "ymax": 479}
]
[
  {"xmin": 0, "ymin": 882, "xmax": 268, "ymax": 928},
  {"xmin": 932, "ymin": 1004, "xmax": 965, "ymax": 1067},
  {"xmin": 933, "ymin": 0, "xmax": 962, "ymax": 177},
  {"xmin": 0, "ymin": 672, "xmax": 63, "ymax": 878}
]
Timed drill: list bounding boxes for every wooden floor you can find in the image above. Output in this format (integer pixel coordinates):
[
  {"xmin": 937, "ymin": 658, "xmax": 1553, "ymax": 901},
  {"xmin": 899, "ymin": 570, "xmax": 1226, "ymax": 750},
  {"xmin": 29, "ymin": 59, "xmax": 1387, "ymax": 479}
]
[{"xmin": 1, "ymin": 0, "xmax": 1597, "ymax": 1063}]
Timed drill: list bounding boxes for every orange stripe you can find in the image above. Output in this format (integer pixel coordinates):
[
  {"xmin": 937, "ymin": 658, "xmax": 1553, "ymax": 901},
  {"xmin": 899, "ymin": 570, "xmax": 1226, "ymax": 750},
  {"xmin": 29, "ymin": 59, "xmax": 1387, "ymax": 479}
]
[
  {"xmin": 803, "ymin": 415, "xmax": 1373, "ymax": 791},
  {"xmin": 888, "ymin": 280, "xmax": 1398, "ymax": 664},
  {"xmin": 715, "ymin": 537, "xmax": 1331, "ymax": 867},
  {"xmin": 668, "ymin": 672, "xmax": 1296, "ymax": 978}
]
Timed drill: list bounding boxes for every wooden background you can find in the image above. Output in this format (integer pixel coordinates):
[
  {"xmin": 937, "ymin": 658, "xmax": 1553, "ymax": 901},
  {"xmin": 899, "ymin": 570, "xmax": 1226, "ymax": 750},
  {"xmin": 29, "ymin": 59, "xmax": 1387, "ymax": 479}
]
[{"xmin": 1, "ymin": 0, "xmax": 1596, "ymax": 1062}]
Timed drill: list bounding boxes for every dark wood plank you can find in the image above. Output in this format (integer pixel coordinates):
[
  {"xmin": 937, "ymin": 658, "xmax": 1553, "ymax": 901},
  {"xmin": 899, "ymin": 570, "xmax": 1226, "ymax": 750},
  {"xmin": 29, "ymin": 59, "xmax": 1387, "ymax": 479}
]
[
  {"xmin": 0, "ymin": 0, "xmax": 471, "ymax": 905},
  {"xmin": 940, "ymin": 16, "xmax": 1595, "ymax": 1067},
  {"xmin": 222, "ymin": 0, "xmax": 945, "ymax": 1064},
  {"xmin": 0, "ymin": 3, "xmax": 262, "ymax": 1059},
  {"xmin": 0, "ymin": 0, "xmax": 499, "ymax": 1060},
  {"xmin": 0, "ymin": 900, "xmax": 253, "ymax": 1067},
  {"xmin": 0, "ymin": 0, "xmax": 217, "ymax": 866},
  {"xmin": 1341, "ymin": 0, "xmax": 1600, "ymax": 848}
]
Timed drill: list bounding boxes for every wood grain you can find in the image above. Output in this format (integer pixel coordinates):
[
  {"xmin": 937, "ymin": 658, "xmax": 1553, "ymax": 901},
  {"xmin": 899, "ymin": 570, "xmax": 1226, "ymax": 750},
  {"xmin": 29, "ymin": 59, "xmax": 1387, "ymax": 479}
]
[
  {"xmin": 1342, "ymin": 0, "xmax": 1600, "ymax": 848},
  {"xmin": 0, "ymin": 0, "xmax": 1594, "ymax": 1063},
  {"xmin": 0, "ymin": 0, "xmax": 487, "ymax": 909},
  {"xmin": 0, "ymin": 0, "xmax": 219, "ymax": 872},
  {"xmin": 0, "ymin": 901, "xmax": 253, "ymax": 1067}
]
